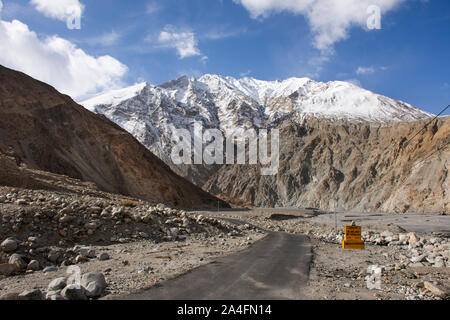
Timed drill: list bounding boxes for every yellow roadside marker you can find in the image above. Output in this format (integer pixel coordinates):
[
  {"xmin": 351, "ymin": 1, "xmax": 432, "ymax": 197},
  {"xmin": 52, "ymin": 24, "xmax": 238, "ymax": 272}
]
[{"xmin": 342, "ymin": 220, "xmax": 365, "ymax": 250}]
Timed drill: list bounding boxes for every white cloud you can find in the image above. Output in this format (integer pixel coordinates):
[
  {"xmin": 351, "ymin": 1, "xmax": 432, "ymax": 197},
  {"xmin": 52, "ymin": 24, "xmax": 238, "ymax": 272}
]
[
  {"xmin": 200, "ymin": 56, "xmax": 208, "ymax": 64},
  {"xmin": 203, "ymin": 27, "xmax": 248, "ymax": 40},
  {"xmin": 0, "ymin": 19, "xmax": 128, "ymax": 100},
  {"xmin": 233, "ymin": 0, "xmax": 405, "ymax": 52},
  {"xmin": 30, "ymin": 0, "xmax": 84, "ymax": 22},
  {"xmin": 356, "ymin": 66, "xmax": 375, "ymax": 75},
  {"xmin": 85, "ymin": 30, "xmax": 122, "ymax": 47},
  {"xmin": 0, "ymin": 0, "xmax": 3, "ymax": 13},
  {"xmin": 157, "ymin": 25, "xmax": 201, "ymax": 59}
]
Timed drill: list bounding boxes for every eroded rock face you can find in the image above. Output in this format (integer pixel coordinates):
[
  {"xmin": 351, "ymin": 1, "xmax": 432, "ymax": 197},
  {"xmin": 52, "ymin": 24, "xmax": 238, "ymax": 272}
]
[
  {"xmin": 0, "ymin": 65, "xmax": 227, "ymax": 210},
  {"xmin": 203, "ymin": 116, "xmax": 449, "ymax": 213}
]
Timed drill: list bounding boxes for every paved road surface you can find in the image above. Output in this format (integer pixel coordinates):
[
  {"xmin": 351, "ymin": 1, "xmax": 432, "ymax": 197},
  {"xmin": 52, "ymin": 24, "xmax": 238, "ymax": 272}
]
[{"xmin": 118, "ymin": 231, "xmax": 312, "ymax": 300}]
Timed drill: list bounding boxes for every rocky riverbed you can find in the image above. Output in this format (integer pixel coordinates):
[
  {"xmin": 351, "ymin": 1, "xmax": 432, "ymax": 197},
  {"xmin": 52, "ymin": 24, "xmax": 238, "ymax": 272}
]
[{"xmin": 0, "ymin": 187, "xmax": 263, "ymax": 300}]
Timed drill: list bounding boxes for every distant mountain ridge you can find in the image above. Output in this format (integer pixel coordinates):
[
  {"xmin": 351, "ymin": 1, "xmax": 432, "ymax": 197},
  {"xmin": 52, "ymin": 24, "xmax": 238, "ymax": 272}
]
[
  {"xmin": 81, "ymin": 74, "xmax": 433, "ymax": 168},
  {"xmin": 80, "ymin": 74, "xmax": 450, "ymax": 213}
]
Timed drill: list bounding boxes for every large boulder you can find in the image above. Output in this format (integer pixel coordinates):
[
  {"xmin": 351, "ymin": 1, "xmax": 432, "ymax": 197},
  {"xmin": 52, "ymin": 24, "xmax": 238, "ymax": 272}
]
[
  {"xmin": 9, "ymin": 254, "xmax": 28, "ymax": 270},
  {"xmin": 80, "ymin": 272, "xmax": 107, "ymax": 298},
  {"xmin": 48, "ymin": 277, "xmax": 68, "ymax": 291},
  {"xmin": 61, "ymin": 285, "xmax": 88, "ymax": 300},
  {"xmin": 18, "ymin": 289, "xmax": 43, "ymax": 301},
  {"xmin": 1, "ymin": 238, "xmax": 18, "ymax": 253}
]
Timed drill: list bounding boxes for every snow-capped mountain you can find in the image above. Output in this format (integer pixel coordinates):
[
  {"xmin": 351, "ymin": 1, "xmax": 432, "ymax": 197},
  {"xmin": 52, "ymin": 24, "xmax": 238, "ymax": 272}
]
[{"xmin": 81, "ymin": 74, "xmax": 433, "ymax": 166}]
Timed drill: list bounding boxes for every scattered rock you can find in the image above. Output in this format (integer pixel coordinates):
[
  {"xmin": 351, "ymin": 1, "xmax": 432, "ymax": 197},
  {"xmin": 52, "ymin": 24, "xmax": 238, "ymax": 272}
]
[
  {"xmin": 409, "ymin": 233, "xmax": 420, "ymax": 244},
  {"xmin": 61, "ymin": 285, "xmax": 88, "ymax": 300},
  {"xmin": 9, "ymin": 253, "xmax": 28, "ymax": 270},
  {"xmin": 46, "ymin": 291, "xmax": 65, "ymax": 300},
  {"xmin": 80, "ymin": 272, "xmax": 107, "ymax": 298},
  {"xmin": 410, "ymin": 254, "xmax": 427, "ymax": 263},
  {"xmin": 48, "ymin": 277, "xmax": 68, "ymax": 291},
  {"xmin": 27, "ymin": 260, "xmax": 40, "ymax": 271},
  {"xmin": 0, "ymin": 263, "xmax": 19, "ymax": 276},
  {"xmin": 98, "ymin": 252, "xmax": 110, "ymax": 261},
  {"xmin": 18, "ymin": 289, "xmax": 43, "ymax": 300},
  {"xmin": 75, "ymin": 255, "xmax": 89, "ymax": 264},
  {"xmin": 47, "ymin": 251, "xmax": 61, "ymax": 263},
  {"xmin": 74, "ymin": 245, "xmax": 96, "ymax": 258},
  {"xmin": 1, "ymin": 238, "xmax": 18, "ymax": 252},
  {"xmin": 43, "ymin": 266, "xmax": 58, "ymax": 273},
  {"xmin": 424, "ymin": 281, "xmax": 450, "ymax": 299}
]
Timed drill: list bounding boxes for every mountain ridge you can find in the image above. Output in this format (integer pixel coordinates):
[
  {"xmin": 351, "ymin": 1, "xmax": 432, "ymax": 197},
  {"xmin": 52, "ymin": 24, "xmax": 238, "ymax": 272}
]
[{"xmin": 79, "ymin": 73, "xmax": 449, "ymax": 213}]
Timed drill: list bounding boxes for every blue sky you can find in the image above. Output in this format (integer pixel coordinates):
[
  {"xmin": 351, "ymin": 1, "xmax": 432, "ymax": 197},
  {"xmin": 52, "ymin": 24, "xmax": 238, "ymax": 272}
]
[{"xmin": 0, "ymin": 0, "xmax": 448, "ymax": 115}]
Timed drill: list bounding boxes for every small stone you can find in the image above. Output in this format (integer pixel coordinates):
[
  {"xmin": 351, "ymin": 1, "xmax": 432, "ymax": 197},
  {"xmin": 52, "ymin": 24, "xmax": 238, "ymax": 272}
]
[
  {"xmin": 48, "ymin": 277, "xmax": 68, "ymax": 291},
  {"xmin": 46, "ymin": 291, "xmax": 65, "ymax": 300},
  {"xmin": 434, "ymin": 260, "xmax": 446, "ymax": 268},
  {"xmin": 59, "ymin": 215, "xmax": 74, "ymax": 223},
  {"xmin": 409, "ymin": 262, "xmax": 424, "ymax": 268},
  {"xmin": 169, "ymin": 228, "xmax": 179, "ymax": 237},
  {"xmin": 15, "ymin": 199, "xmax": 28, "ymax": 206},
  {"xmin": 27, "ymin": 260, "xmax": 40, "ymax": 271},
  {"xmin": 9, "ymin": 253, "xmax": 28, "ymax": 270},
  {"xmin": 47, "ymin": 251, "xmax": 61, "ymax": 263},
  {"xmin": 61, "ymin": 259, "xmax": 73, "ymax": 267},
  {"xmin": 59, "ymin": 230, "xmax": 67, "ymax": 238},
  {"xmin": 18, "ymin": 289, "xmax": 43, "ymax": 300},
  {"xmin": 73, "ymin": 245, "xmax": 96, "ymax": 258},
  {"xmin": 381, "ymin": 230, "xmax": 394, "ymax": 237},
  {"xmin": 75, "ymin": 255, "xmax": 89, "ymax": 264},
  {"xmin": 399, "ymin": 234, "xmax": 409, "ymax": 243},
  {"xmin": 410, "ymin": 254, "xmax": 427, "ymax": 263},
  {"xmin": 43, "ymin": 266, "xmax": 58, "ymax": 273},
  {"xmin": 409, "ymin": 233, "xmax": 420, "ymax": 244},
  {"xmin": 1, "ymin": 238, "xmax": 18, "ymax": 252},
  {"xmin": 61, "ymin": 285, "xmax": 87, "ymax": 300},
  {"xmin": 85, "ymin": 222, "xmax": 98, "ymax": 230},
  {"xmin": 98, "ymin": 253, "xmax": 110, "ymax": 261},
  {"xmin": 139, "ymin": 232, "xmax": 149, "ymax": 238},
  {"xmin": 424, "ymin": 281, "xmax": 450, "ymax": 299}
]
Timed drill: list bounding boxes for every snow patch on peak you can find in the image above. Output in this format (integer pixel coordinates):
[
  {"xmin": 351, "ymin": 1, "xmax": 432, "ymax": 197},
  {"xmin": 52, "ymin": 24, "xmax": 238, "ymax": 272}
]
[{"xmin": 82, "ymin": 82, "xmax": 148, "ymax": 111}]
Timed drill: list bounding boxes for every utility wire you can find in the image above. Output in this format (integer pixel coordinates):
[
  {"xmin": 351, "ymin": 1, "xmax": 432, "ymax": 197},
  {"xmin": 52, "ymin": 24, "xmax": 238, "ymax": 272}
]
[
  {"xmin": 421, "ymin": 139, "xmax": 450, "ymax": 163},
  {"xmin": 403, "ymin": 104, "xmax": 450, "ymax": 148}
]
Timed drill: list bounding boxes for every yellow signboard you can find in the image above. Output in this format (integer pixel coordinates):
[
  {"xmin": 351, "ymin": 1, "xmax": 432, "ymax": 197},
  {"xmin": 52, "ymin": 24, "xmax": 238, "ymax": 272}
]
[
  {"xmin": 342, "ymin": 221, "xmax": 364, "ymax": 250},
  {"xmin": 345, "ymin": 225, "xmax": 361, "ymax": 240}
]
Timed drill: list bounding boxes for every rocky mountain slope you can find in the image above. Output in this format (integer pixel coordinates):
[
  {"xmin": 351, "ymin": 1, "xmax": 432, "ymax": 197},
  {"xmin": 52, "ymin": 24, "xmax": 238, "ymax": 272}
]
[
  {"xmin": 204, "ymin": 116, "xmax": 449, "ymax": 212},
  {"xmin": 81, "ymin": 73, "xmax": 448, "ymax": 213},
  {"xmin": 0, "ymin": 65, "xmax": 226, "ymax": 209}
]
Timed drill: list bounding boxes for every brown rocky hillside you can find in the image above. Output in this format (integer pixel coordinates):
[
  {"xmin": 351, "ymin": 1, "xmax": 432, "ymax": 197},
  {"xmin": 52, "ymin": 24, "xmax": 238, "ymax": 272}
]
[
  {"xmin": 203, "ymin": 116, "xmax": 449, "ymax": 213},
  {"xmin": 0, "ymin": 65, "xmax": 227, "ymax": 209}
]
